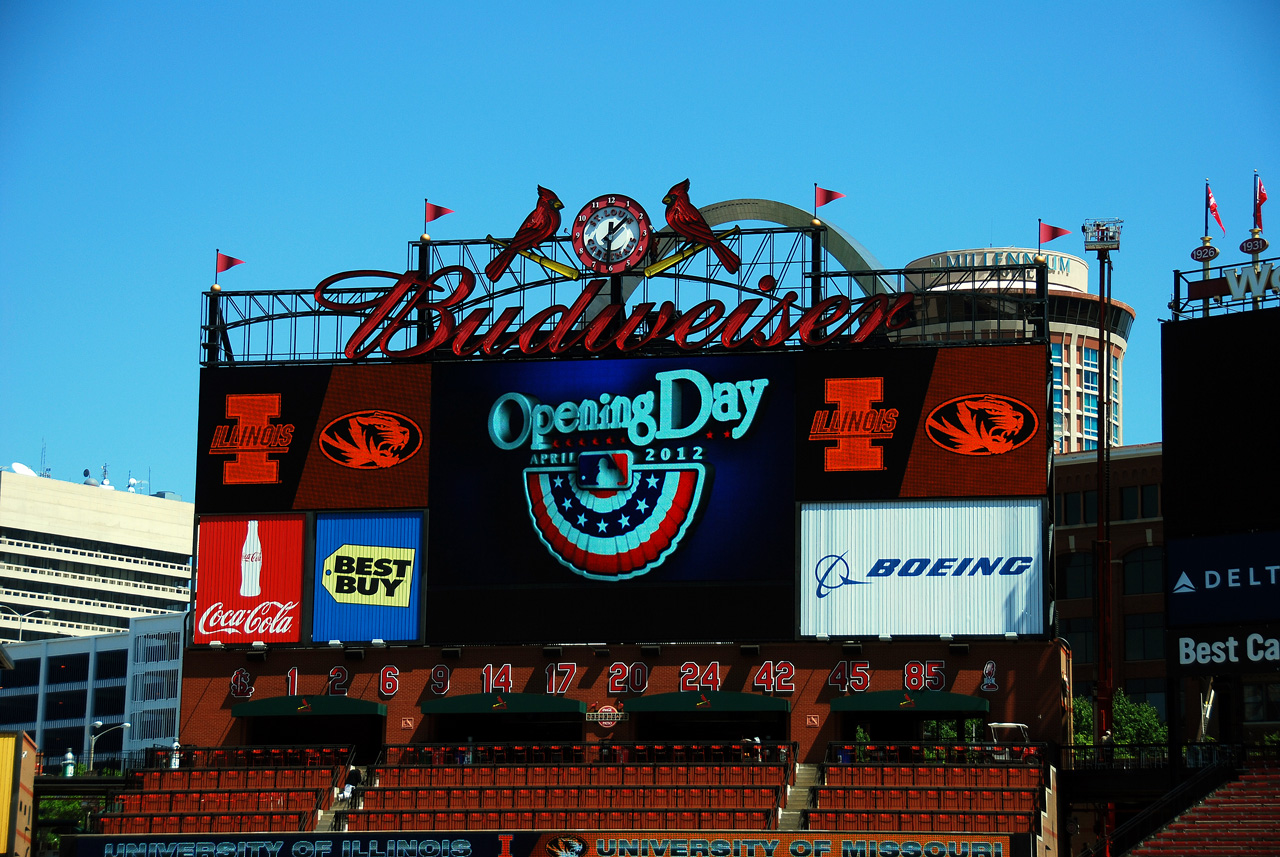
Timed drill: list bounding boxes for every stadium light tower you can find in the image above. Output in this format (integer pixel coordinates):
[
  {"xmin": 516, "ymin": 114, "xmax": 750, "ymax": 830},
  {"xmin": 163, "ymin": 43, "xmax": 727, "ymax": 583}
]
[{"xmin": 1082, "ymin": 218, "xmax": 1122, "ymax": 739}]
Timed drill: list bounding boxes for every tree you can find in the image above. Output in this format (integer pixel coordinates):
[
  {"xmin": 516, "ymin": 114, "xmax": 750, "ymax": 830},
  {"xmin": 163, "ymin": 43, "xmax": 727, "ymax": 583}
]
[{"xmin": 1073, "ymin": 689, "xmax": 1168, "ymax": 745}]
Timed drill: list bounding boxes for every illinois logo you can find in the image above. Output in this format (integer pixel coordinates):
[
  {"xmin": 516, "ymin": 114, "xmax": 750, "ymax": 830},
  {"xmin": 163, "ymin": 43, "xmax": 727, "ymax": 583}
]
[
  {"xmin": 925, "ymin": 394, "xmax": 1037, "ymax": 456},
  {"xmin": 209, "ymin": 393, "xmax": 295, "ymax": 484},
  {"xmin": 319, "ymin": 410, "xmax": 422, "ymax": 469}
]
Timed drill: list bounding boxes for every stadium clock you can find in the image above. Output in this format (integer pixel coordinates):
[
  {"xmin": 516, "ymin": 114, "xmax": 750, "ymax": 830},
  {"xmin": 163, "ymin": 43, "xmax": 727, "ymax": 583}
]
[{"xmin": 571, "ymin": 194, "xmax": 652, "ymax": 274}]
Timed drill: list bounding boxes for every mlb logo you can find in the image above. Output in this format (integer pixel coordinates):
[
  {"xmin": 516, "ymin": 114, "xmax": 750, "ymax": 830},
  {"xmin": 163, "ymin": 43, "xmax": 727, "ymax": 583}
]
[{"xmin": 578, "ymin": 452, "xmax": 632, "ymax": 490}]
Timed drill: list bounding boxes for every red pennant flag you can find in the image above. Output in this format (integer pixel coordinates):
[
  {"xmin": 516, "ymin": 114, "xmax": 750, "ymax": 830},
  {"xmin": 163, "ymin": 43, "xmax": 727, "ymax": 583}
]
[
  {"xmin": 215, "ymin": 252, "xmax": 244, "ymax": 273},
  {"xmin": 815, "ymin": 186, "xmax": 846, "ymax": 207},
  {"xmin": 1256, "ymin": 178, "xmax": 1268, "ymax": 230},
  {"xmin": 424, "ymin": 200, "xmax": 455, "ymax": 225},
  {"xmin": 1207, "ymin": 184, "xmax": 1225, "ymax": 234},
  {"xmin": 1039, "ymin": 222, "xmax": 1071, "ymax": 243}
]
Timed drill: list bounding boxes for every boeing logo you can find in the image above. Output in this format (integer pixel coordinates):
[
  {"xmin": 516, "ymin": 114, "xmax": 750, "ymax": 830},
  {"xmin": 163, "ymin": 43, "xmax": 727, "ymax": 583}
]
[{"xmin": 815, "ymin": 554, "xmax": 1034, "ymax": 597}]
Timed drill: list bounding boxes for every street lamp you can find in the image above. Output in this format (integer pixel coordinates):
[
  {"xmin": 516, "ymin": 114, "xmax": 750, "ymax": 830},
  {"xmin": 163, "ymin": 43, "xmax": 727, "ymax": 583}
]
[
  {"xmin": 0, "ymin": 606, "xmax": 50, "ymax": 642},
  {"xmin": 88, "ymin": 720, "xmax": 130, "ymax": 773}
]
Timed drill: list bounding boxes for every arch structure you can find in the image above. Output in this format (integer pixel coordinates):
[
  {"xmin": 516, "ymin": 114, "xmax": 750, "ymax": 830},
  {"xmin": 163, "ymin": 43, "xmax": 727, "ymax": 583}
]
[{"xmin": 611, "ymin": 197, "xmax": 890, "ymax": 311}]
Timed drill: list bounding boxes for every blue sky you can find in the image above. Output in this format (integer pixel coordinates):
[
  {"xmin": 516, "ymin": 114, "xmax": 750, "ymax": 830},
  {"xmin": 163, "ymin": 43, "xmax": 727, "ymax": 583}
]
[{"xmin": 2, "ymin": 1, "xmax": 1276, "ymax": 500}]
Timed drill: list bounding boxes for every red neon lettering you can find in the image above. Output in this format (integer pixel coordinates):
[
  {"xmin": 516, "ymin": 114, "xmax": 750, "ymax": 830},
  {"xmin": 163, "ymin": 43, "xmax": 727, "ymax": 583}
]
[
  {"xmin": 797, "ymin": 295, "xmax": 855, "ymax": 345},
  {"xmin": 320, "ymin": 269, "xmax": 909, "ymax": 358},
  {"xmin": 671, "ymin": 299, "xmax": 726, "ymax": 349}
]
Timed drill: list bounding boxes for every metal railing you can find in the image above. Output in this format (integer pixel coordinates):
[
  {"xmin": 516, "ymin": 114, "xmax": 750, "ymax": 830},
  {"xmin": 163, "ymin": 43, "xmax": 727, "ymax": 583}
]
[
  {"xmin": 1170, "ymin": 254, "xmax": 1279, "ymax": 319},
  {"xmin": 378, "ymin": 740, "xmax": 796, "ymax": 767},
  {"xmin": 825, "ymin": 741, "xmax": 1047, "ymax": 766},
  {"xmin": 202, "ymin": 256, "xmax": 1050, "ymax": 366}
]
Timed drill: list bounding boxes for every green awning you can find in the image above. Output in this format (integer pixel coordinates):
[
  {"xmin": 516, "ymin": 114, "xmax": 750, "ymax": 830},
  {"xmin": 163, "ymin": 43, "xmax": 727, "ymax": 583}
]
[
  {"xmin": 829, "ymin": 691, "xmax": 989, "ymax": 713},
  {"xmin": 232, "ymin": 695, "xmax": 387, "ymax": 717},
  {"xmin": 623, "ymin": 691, "xmax": 790, "ymax": 713},
  {"xmin": 419, "ymin": 693, "xmax": 586, "ymax": 715}
]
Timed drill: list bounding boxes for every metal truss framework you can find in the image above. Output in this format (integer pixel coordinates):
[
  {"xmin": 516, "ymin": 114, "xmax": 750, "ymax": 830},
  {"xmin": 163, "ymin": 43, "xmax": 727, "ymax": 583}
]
[{"xmin": 201, "ymin": 227, "xmax": 1051, "ymax": 366}]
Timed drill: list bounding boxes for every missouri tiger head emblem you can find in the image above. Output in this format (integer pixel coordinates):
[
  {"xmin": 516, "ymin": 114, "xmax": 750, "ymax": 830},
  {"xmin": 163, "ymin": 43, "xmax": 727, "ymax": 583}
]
[
  {"xmin": 925, "ymin": 394, "xmax": 1037, "ymax": 456},
  {"xmin": 545, "ymin": 836, "xmax": 587, "ymax": 857},
  {"xmin": 319, "ymin": 410, "xmax": 422, "ymax": 469}
]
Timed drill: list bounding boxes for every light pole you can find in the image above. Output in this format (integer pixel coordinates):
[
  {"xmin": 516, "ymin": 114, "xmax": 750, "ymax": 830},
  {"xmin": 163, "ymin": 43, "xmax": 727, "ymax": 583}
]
[
  {"xmin": 0, "ymin": 605, "xmax": 50, "ymax": 642},
  {"xmin": 1083, "ymin": 217, "xmax": 1122, "ymax": 857},
  {"xmin": 88, "ymin": 720, "xmax": 130, "ymax": 773}
]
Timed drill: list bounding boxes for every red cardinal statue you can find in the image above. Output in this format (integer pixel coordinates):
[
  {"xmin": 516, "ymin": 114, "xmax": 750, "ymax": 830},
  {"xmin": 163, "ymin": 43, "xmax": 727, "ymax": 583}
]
[
  {"xmin": 662, "ymin": 179, "xmax": 740, "ymax": 274},
  {"xmin": 485, "ymin": 186, "xmax": 564, "ymax": 282}
]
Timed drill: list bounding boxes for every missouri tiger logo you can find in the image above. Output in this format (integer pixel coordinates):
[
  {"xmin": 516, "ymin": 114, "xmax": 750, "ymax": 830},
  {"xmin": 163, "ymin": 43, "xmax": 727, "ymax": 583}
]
[
  {"xmin": 545, "ymin": 835, "xmax": 587, "ymax": 857},
  {"xmin": 319, "ymin": 410, "xmax": 422, "ymax": 469},
  {"xmin": 925, "ymin": 394, "xmax": 1037, "ymax": 456}
]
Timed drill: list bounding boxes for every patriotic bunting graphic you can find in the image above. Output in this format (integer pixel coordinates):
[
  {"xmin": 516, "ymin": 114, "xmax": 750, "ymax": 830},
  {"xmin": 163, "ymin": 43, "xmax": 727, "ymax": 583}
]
[{"xmin": 523, "ymin": 451, "xmax": 709, "ymax": 581}]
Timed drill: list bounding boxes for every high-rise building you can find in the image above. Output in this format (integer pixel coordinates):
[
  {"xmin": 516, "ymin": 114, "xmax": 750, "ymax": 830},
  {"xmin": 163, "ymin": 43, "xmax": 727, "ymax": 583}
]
[
  {"xmin": 905, "ymin": 248, "xmax": 1136, "ymax": 453},
  {"xmin": 0, "ymin": 471, "xmax": 193, "ymax": 644}
]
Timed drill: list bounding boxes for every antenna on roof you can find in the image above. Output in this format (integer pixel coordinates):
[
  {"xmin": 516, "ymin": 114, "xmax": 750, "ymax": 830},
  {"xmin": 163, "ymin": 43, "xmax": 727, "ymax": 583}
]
[{"xmin": 11, "ymin": 462, "xmax": 38, "ymax": 477}]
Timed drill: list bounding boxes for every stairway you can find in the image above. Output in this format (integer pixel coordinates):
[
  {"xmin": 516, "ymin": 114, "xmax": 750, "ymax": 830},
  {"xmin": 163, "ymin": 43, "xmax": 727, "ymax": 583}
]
[
  {"xmin": 779, "ymin": 763, "xmax": 819, "ymax": 830},
  {"xmin": 1130, "ymin": 766, "xmax": 1280, "ymax": 856}
]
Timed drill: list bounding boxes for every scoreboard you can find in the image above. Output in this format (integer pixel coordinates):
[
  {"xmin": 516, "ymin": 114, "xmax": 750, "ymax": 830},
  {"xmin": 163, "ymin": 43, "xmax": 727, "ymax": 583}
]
[{"xmin": 193, "ymin": 344, "xmax": 1049, "ymax": 646}]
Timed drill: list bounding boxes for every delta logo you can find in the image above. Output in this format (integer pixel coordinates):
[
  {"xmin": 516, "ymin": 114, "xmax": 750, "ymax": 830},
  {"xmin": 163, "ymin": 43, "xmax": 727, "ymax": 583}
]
[
  {"xmin": 208, "ymin": 393, "xmax": 295, "ymax": 484},
  {"xmin": 322, "ymin": 544, "xmax": 415, "ymax": 607},
  {"xmin": 487, "ymin": 368, "xmax": 769, "ymax": 581},
  {"xmin": 318, "ymin": 409, "xmax": 422, "ymax": 469},
  {"xmin": 925, "ymin": 394, "xmax": 1037, "ymax": 456},
  {"xmin": 808, "ymin": 377, "xmax": 899, "ymax": 471}
]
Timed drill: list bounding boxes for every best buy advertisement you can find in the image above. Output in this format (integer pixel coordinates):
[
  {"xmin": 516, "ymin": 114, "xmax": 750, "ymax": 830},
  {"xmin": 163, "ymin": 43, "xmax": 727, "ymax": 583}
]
[{"xmin": 311, "ymin": 511, "xmax": 424, "ymax": 644}]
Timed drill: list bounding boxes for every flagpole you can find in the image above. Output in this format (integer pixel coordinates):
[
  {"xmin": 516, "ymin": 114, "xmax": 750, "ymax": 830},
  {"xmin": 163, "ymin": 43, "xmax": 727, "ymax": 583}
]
[
  {"xmin": 1037, "ymin": 219, "xmax": 1043, "ymax": 253},
  {"xmin": 1204, "ymin": 181, "xmax": 1210, "ymax": 238},
  {"xmin": 214, "ymin": 248, "xmax": 219, "ymax": 287},
  {"xmin": 1255, "ymin": 170, "xmax": 1260, "ymax": 231},
  {"xmin": 813, "ymin": 183, "xmax": 817, "ymax": 218}
]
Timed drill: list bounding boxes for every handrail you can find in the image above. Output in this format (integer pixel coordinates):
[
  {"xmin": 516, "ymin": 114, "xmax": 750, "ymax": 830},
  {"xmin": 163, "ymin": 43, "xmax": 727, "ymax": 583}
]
[
  {"xmin": 310, "ymin": 745, "xmax": 358, "ymax": 832},
  {"xmin": 380, "ymin": 740, "xmax": 796, "ymax": 766},
  {"xmin": 1081, "ymin": 749, "xmax": 1241, "ymax": 857},
  {"xmin": 825, "ymin": 741, "xmax": 1048, "ymax": 766}
]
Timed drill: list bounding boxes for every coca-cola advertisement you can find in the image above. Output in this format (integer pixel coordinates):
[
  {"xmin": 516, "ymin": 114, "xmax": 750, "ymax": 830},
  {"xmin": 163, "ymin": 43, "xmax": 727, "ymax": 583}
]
[{"xmin": 194, "ymin": 514, "xmax": 304, "ymax": 644}]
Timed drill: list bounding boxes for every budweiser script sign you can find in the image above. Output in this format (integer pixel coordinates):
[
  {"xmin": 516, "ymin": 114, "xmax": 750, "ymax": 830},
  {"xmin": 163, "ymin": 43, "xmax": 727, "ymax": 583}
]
[
  {"xmin": 313, "ymin": 269, "xmax": 914, "ymax": 361},
  {"xmin": 198, "ymin": 600, "xmax": 299, "ymax": 637}
]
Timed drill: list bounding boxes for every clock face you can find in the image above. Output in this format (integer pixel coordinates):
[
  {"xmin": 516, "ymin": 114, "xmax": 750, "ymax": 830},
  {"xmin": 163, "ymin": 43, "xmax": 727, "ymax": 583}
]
[{"xmin": 571, "ymin": 195, "xmax": 653, "ymax": 274}]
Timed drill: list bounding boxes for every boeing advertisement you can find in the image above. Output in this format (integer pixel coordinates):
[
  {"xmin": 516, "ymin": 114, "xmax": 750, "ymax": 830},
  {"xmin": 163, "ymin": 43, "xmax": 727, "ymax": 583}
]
[{"xmin": 799, "ymin": 499, "xmax": 1045, "ymax": 637}]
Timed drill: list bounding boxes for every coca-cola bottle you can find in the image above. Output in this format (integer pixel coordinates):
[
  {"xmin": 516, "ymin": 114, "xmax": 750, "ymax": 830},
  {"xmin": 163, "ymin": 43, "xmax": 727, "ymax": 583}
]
[{"xmin": 239, "ymin": 520, "xmax": 263, "ymax": 597}]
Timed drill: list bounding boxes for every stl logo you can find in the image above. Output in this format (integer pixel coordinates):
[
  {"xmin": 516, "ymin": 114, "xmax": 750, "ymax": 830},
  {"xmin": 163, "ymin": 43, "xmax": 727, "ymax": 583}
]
[
  {"xmin": 525, "ymin": 450, "xmax": 709, "ymax": 582},
  {"xmin": 318, "ymin": 410, "xmax": 422, "ymax": 469},
  {"xmin": 209, "ymin": 394, "xmax": 294, "ymax": 484},
  {"xmin": 925, "ymin": 394, "xmax": 1037, "ymax": 456},
  {"xmin": 808, "ymin": 377, "xmax": 899, "ymax": 471},
  {"xmin": 229, "ymin": 668, "xmax": 254, "ymax": 698}
]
